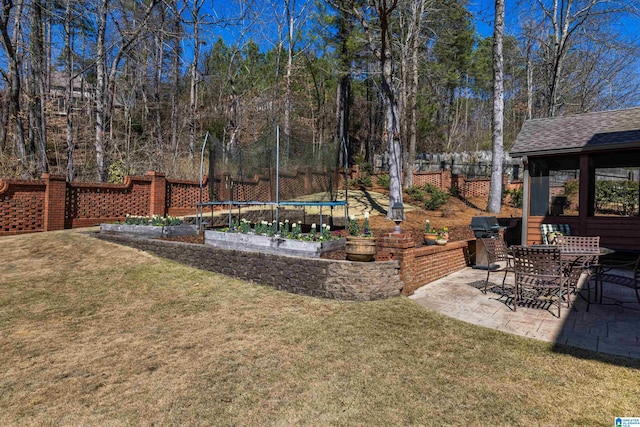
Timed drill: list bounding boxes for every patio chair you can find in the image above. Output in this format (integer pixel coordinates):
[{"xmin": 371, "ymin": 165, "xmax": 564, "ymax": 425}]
[
  {"xmin": 479, "ymin": 236, "xmax": 513, "ymax": 294},
  {"xmin": 594, "ymin": 254, "xmax": 640, "ymax": 305},
  {"xmin": 511, "ymin": 246, "xmax": 566, "ymax": 317},
  {"xmin": 554, "ymin": 235, "xmax": 600, "ymax": 254},
  {"xmin": 554, "ymin": 235, "xmax": 601, "ymax": 302}
]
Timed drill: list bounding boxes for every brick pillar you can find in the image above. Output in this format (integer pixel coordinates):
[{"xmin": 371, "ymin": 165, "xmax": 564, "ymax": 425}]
[
  {"xmin": 147, "ymin": 171, "xmax": 167, "ymax": 216},
  {"xmin": 43, "ymin": 174, "xmax": 67, "ymax": 231},
  {"xmin": 376, "ymin": 233, "xmax": 416, "ymax": 295},
  {"xmin": 443, "ymin": 170, "xmax": 452, "ymax": 193}
]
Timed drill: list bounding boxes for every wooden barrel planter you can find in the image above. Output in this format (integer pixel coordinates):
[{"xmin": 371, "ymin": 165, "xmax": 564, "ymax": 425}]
[{"xmin": 345, "ymin": 236, "xmax": 377, "ymax": 262}]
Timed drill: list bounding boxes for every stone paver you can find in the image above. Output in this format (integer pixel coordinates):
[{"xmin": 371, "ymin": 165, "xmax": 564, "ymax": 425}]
[{"xmin": 409, "ymin": 267, "xmax": 640, "ymax": 359}]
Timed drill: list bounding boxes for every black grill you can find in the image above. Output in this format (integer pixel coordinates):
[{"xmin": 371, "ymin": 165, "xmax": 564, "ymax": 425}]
[{"xmin": 470, "ymin": 216, "xmax": 502, "ymax": 238}]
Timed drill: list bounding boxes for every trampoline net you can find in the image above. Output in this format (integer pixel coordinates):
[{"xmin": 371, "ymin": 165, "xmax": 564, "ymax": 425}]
[{"xmin": 208, "ymin": 128, "xmax": 343, "ymax": 203}]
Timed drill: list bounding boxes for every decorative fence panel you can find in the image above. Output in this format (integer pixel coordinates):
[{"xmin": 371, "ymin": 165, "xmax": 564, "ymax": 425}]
[
  {"xmin": 0, "ymin": 168, "xmax": 347, "ymax": 237},
  {"xmin": 0, "ymin": 179, "xmax": 46, "ymax": 235}
]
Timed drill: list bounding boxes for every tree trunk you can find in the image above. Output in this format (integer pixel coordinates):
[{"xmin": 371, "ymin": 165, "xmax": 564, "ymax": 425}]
[
  {"xmin": 188, "ymin": 2, "xmax": 202, "ymax": 160},
  {"xmin": 334, "ymin": 9, "xmax": 351, "ymax": 167},
  {"xmin": 95, "ymin": 0, "xmax": 108, "ymax": 181},
  {"xmin": 284, "ymin": 0, "xmax": 294, "ymax": 158},
  {"xmin": 488, "ymin": 0, "xmax": 505, "ymax": 214},
  {"xmin": 29, "ymin": 0, "xmax": 49, "ymax": 175},
  {"xmin": 64, "ymin": 0, "xmax": 74, "ymax": 180},
  {"xmin": 402, "ymin": 0, "xmax": 427, "ymax": 189},
  {"xmin": 0, "ymin": 0, "xmax": 29, "ymax": 177},
  {"xmin": 171, "ymin": 4, "xmax": 182, "ymax": 162},
  {"xmin": 154, "ymin": 26, "xmax": 165, "ymax": 166},
  {"xmin": 379, "ymin": 2, "xmax": 402, "ymax": 219}
]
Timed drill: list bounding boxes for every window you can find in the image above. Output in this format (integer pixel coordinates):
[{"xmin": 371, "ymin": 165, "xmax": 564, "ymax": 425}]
[
  {"xmin": 528, "ymin": 156, "xmax": 579, "ymax": 217},
  {"xmin": 593, "ymin": 167, "xmax": 639, "ymax": 217}
]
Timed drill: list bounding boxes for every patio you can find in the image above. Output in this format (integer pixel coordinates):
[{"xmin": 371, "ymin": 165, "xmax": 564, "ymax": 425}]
[{"xmin": 410, "ymin": 267, "xmax": 640, "ymax": 359}]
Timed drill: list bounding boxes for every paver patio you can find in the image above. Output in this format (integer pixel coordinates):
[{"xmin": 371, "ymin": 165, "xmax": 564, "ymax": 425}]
[{"xmin": 410, "ymin": 267, "xmax": 640, "ymax": 359}]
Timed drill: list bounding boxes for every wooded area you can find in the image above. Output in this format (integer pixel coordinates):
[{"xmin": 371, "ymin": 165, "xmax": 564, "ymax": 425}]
[{"xmin": 0, "ymin": 0, "xmax": 638, "ymax": 184}]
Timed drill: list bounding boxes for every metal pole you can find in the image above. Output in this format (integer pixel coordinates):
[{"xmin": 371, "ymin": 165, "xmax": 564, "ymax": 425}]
[
  {"xmin": 343, "ymin": 136, "xmax": 349, "ymax": 227},
  {"xmin": 198, "ymin": 131, "xmax": 210, "ymax": 230},
  {"xmin": 275, "ymin": 125, "xmax": 280, "ymax": 229},
  {"xmin": 229, "ymin": 180, "xmax": 233, "ymax": 229}
]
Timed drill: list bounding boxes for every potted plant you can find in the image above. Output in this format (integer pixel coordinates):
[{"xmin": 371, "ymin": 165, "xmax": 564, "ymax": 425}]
[
  {"xmin": 345, "ymin": 212, "xmax": 377, "ymax": 261},
  {"xmin": 436, "ymin": 226, "xmax": 449, "ymax": 245},
  {"xmin": 424, "ymin": 219, "xmax": 438, "ymax": 246}
]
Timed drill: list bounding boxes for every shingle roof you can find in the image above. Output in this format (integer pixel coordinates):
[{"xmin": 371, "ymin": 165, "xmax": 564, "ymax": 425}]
[{"xmin": 510, "ymin": 107, "xmax": 640, "ymax": 157}]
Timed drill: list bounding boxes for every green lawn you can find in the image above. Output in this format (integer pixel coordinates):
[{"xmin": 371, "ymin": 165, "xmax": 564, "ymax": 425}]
[{"xmin": 1, "ymin": 229, "xmax": 638, "ymax": 426}]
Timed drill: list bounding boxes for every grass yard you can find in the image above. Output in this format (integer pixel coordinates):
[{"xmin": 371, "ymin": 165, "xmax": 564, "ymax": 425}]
[{"xmin": 1, "ymin": 229, "xmax": 639, "ymax": 426}]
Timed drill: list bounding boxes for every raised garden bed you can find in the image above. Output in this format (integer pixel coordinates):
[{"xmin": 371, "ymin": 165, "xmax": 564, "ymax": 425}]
[
  {"xmin": 204, "ymin": 230, "xmax": 345, "ymax": 258},
  {"xmin": 100, "ymin": 223, "xmax": 199, "ymax": 239}
]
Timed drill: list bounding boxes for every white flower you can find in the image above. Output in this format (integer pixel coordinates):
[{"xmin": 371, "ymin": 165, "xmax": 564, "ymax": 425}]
[
  {"xmin": 323, "ymin": 224, "xmax": 329, "ymax": 229},
  {"xmin": 350, "ymin": 215, "xmax": 356, "ymax": 221},
  {"xmin": 292, "ymin": 223, "xmax": 297, "ymax": 228},
  {"xmin": 285, "ymin": 219, "xmax": 289, "ymax": 223},
  {"xmin": 279, "ymin": 222, "xmax": 284, "ymax": 226},
  {"xmin": 311, "ymin": 223, "xmax": 316, "ymax": 228},
  {"xmin": 262, "ymin": 220, "xmax": 268, "ymax": 225},
  {"xmin": 364, "ymin": 211, "xmax": 370, "ymax": 219}
]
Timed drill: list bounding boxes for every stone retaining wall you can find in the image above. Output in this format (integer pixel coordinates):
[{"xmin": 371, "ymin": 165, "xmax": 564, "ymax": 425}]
[{"xmin": 96, "ymin": 233, "xmax": 402, "ymax": 301}]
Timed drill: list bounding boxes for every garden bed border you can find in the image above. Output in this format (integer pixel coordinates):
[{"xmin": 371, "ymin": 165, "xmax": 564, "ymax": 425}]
[{"xmin": 95, "ymin": 232, "xmax": 402, "ymax": 301}]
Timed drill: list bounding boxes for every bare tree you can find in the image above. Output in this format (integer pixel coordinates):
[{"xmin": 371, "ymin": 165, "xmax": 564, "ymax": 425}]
[
  {"xmin": 28, "ymin": 0, "xmax": 48, "ymax": 174},
  {"xmin": 94, "ymin": 0, "xmax": 160, "ymax": 181},
  {"xmin": 64, "ymin": 0, "xmax": 74, "ymax": 180},
  {"xmin": 488, "ymin": 0, "xmax": 504, "ymax": 214},
  {"xmin": 186, "ymin": 0, "xmax": 206, "ymax": 160},
  {"xmin": 333, "ymin": 6, "xmax": 353, "ymax": 165},
  {"xmin": 169, "ymin": 0, "xmax": 185, "ymax": 165},
  {"xmin": 352, "ymin": 0, "xmax": 403, "ymax": 219},
  {"xmin": 528, "ymin": 0, "xmax": 633, "ymax": 117},
  {"xmin": 397, "ymin": 0, "xmax": 430, "ymax": 188},
  {"xmin": 0, "ymin": 0, "xmax": 29, "ymax": 177}
]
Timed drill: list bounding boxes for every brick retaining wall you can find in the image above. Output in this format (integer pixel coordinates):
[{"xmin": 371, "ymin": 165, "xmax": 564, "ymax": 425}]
[
  {"xmin": 96, "ymin": 233, "xmax": 403, "ymax": 301},
  {"xmin": 376, "ymin": 233, "xmax": 471, "ymax": 296}
]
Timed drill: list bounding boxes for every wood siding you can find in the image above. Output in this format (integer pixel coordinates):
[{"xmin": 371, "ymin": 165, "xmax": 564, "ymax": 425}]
[{"xmin": 527, "ymin": 215, "xmax": 640, "ymax": 251}]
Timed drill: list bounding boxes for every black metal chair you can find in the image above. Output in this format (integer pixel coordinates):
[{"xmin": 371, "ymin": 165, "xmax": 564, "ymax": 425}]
[
  {"xmin": 479, "ymin": 236, "xmax": 513, "ymax": 294},
  {"xmin": 511, "ymin": 246, "xmax": 566, "ymax": 317},
  {"xmin": 594, "ymin": 255, "xmax": 640, "ymax": 305}
]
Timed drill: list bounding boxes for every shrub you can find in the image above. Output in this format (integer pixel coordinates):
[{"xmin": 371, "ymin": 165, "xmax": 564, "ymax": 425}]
[
  {"xmin": 505, "ymin": 187, "xmax": 523, "ymax": 208},
  {"xmin": 376, "ymin": 174, "xmax": 390, "ymax": 189},
  {"xmin": 423, "ymin": 184, "xmax": 449, "ymax": 210},
  {"xmin": 595, "ymin": 180, "xmax": 639, "ymax": 215},
  {"xmin": 358, "ymin": 175, "xmax": 372, "ymax": 187},
  {"xmin": 349, "ymin": 175, "xmax": 372, "ymax": 187},
  {"xmin": 564, "ymin": 180, "xmax": 579, "ymax": 197},
  {"xmin": 406, "ymin": 185, "xmax": 426, "ymax": 201}
]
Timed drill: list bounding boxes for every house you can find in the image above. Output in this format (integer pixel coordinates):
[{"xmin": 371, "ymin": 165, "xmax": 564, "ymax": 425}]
[
  {"xmin": 510, "ymin": 107, "xmax": 640, "ymax": 252},
  {"xmin": 49, "ymin": 70, "xmax": 92, "ymax": 115}
]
